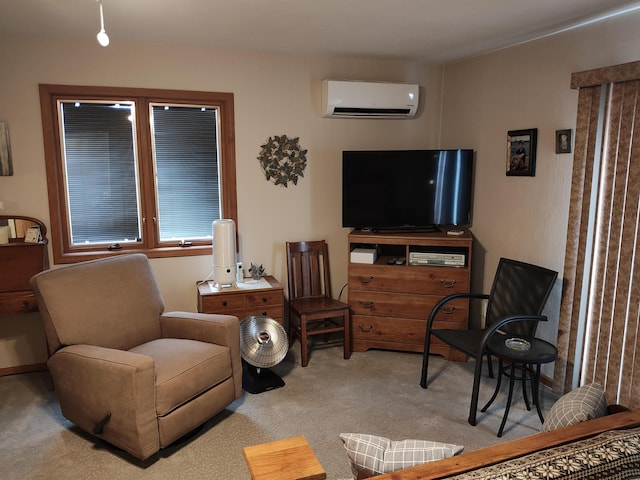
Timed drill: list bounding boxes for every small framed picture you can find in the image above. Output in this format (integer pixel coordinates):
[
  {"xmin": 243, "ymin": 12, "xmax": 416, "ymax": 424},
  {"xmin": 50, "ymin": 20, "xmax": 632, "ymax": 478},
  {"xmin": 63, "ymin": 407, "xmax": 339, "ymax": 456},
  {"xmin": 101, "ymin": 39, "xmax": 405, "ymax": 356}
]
[
  {"xmin": 24, "ymin": 226, "xmax": 41, "ymax": 243},
  {"xmin": 556, "ymin": 129, "xmax": 572, "ymax": 154},
  {"xmin": 506, "ymin": 128, "xmax": 537, "ymax": 177}
]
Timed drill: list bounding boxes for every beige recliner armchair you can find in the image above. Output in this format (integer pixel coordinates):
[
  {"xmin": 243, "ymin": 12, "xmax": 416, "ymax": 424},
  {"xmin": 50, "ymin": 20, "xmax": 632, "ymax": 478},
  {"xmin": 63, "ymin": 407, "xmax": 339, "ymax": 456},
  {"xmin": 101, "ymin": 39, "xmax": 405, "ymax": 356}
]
[{"xmin": 30, "ymin": 253, "xmax": 242, "ymax": 460}]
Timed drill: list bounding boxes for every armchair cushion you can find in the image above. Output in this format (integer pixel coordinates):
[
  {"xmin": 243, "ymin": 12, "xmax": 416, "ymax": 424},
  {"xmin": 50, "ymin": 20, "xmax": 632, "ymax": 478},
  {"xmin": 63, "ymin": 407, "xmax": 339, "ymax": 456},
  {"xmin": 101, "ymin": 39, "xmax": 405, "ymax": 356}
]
[
  {"xmin": 159, "ymin": 312, "xmax": 243, "ymax": 398},
  {"xmin": 129, "ymin": 338, "xmax": 232, "ymax": 416},
  {"xmin": 32, "ymin": 254, "xmax": 164, "ymax": 352}
]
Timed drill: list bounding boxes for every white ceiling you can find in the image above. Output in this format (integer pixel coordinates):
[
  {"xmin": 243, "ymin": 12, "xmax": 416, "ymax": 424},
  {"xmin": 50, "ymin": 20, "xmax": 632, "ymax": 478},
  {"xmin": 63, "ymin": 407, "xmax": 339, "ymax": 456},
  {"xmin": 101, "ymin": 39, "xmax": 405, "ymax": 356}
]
[{"xmin": 2, "ymin": 0, "xmax": 640, "ymax": 63}]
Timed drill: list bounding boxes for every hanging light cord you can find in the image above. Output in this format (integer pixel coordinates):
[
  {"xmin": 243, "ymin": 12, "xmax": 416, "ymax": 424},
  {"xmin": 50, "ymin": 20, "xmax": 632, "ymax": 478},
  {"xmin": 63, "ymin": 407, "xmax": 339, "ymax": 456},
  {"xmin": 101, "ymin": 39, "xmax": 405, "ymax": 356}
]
[{"xmin": 96, "ymin": 0, "xmax": 110, "ymax": 47}]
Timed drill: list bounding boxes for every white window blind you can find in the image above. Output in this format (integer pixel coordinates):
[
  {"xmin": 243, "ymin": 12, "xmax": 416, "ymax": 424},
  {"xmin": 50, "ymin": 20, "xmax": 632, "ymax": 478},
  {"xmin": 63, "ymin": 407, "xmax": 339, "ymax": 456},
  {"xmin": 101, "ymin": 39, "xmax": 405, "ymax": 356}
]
[
  {"xmin": 151, "ymin": 104, "xmax": 221, "ymax": 241},
  {"xmin": 61, "ymin": 101, "xmax": 141, "ymax": 245}
]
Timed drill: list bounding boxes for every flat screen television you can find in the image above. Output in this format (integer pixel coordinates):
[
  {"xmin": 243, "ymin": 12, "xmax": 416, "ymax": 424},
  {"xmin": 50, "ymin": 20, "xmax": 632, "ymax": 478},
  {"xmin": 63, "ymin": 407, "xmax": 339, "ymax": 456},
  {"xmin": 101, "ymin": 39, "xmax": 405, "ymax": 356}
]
[{"xmin": 342, "ymin": 149, "xmax": 474, "ymax": 231}]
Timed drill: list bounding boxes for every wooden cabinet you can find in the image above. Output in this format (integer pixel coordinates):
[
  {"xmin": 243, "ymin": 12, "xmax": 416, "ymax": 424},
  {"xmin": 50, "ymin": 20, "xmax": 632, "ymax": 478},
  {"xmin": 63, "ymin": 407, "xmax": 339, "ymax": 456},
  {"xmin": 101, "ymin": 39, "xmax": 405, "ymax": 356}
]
[
  {"xmin": 347, "ymin": 230, "xmax": 472, "ymax": 360},
  {"xmin": 0, "ymin": 216, "xmax": 49, "ymax": 317},
  {"xmin": 197, "ymin": 275, "xmax": 284, "ymax": 325},
  {"xmin": 0, "ymin": 215, "xmax": 49, "ymax": 376}
]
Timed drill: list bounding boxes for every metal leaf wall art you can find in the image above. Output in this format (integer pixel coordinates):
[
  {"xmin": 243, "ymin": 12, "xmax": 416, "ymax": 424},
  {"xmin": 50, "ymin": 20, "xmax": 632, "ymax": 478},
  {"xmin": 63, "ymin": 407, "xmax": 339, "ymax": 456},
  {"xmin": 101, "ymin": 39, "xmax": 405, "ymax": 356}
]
[{"xmin": 258, "ymin": 134, "xmax": 307, "ymax": 187}]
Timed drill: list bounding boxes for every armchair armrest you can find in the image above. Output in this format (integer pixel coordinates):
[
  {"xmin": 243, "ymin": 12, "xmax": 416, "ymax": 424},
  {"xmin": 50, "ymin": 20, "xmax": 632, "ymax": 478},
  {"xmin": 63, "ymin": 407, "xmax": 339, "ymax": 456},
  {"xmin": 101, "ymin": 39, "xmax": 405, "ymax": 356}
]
[
  {"xmin": 47, "ymin": 344, "xmax": 159, "ymax": 460},
  {"xmin": 477, "ymin": 314, "xmax": 549, "ymax": 358},
  {"xmin": 160, "ymin": 311, "xmax": 239, "ymax": 347},
  {"xmin": 426, "ymin": 292, "xmax": 489, "ymax": 331},
  {"xmin": 159, "ymin": 312, "xmax": 242, "ymax": 398}
]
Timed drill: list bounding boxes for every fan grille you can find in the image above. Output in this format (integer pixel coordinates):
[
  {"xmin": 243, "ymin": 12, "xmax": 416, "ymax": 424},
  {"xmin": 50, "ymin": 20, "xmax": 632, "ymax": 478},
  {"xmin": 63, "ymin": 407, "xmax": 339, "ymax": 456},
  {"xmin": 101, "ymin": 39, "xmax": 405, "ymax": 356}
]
[{"xmin": 240, "ymin": 315, "xmax": 288, "ymax": 368}]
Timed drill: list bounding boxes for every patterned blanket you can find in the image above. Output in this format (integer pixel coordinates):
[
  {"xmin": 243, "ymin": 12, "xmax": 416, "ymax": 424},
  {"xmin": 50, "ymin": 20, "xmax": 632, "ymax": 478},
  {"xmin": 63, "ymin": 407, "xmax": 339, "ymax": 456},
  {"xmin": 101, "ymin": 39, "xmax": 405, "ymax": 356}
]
[{"xmin": 444, "ymin": 427, "xmax": 640, "ymax": 480}]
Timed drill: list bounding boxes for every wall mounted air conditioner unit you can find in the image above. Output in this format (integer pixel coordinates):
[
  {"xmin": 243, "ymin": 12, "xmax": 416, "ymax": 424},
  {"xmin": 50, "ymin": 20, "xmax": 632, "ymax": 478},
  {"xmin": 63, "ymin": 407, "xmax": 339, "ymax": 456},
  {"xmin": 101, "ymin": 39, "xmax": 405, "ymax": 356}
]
[{"xmin": 321, "ymin": 80, "xmax": 419, "ymax": 118}]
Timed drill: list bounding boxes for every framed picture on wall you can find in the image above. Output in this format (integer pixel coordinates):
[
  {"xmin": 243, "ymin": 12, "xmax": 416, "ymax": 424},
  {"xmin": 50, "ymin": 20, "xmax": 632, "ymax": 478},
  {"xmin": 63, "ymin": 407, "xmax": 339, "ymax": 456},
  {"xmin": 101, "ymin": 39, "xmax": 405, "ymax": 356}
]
[
  {"xmin": 556, "ymin": 129, "xmax": 572, "ymax": 153},
  {"xmin": 506, "ymin": 128, "xmax": 537, "ymax": 177},
  {"xmin": 0, "ymin": 121, "xmax": 13, "ymax": 176}
]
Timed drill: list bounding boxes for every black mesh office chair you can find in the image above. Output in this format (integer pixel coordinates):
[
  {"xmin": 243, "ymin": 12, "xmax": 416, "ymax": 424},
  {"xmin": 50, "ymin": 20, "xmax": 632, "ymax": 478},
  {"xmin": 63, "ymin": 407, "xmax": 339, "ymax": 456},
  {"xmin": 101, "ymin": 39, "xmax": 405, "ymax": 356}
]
[{"xmin": 420, "ymin": 257, "xmax": 558, "ymax": 426}]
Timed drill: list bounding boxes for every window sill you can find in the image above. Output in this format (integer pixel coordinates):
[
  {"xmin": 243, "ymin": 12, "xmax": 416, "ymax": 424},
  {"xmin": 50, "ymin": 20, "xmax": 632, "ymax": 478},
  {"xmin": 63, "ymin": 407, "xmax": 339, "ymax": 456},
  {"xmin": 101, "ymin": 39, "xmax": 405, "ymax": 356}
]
[{"xmin": 53, "ymin": 244, "xmax": 212, "ymax": 264}]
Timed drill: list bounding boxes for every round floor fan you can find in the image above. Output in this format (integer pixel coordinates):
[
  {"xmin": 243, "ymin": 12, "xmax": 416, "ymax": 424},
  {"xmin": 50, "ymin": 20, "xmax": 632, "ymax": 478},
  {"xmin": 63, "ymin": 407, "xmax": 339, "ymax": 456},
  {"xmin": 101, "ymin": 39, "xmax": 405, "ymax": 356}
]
[{"xmin": 240, "ymin": 315, "xmax": 288, "ymax": 394}]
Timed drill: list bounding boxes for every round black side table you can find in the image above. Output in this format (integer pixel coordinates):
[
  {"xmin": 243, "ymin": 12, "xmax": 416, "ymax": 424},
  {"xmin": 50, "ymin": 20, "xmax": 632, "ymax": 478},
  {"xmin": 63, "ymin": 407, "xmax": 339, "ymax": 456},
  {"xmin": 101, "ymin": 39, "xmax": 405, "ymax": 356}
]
[{"xmin": 481, "ymin": 334, "xmax": 558, "ymax": 437}]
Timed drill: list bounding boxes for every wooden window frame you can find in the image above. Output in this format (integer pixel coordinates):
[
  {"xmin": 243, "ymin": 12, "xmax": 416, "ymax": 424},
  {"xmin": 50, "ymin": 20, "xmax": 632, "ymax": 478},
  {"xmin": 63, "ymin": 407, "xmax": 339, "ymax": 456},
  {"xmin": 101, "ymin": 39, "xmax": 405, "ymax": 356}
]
[{"xmin": 39, "ymin": 84, "xmax": 237, "ymax": 264}]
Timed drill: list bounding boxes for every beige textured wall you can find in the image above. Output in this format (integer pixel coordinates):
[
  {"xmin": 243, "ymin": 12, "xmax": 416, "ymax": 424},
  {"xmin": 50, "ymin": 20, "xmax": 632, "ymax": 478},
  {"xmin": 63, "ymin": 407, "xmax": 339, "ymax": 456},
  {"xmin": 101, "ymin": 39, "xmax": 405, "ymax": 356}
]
[
  {"xmin": 2, "ymin": 10, "xmax": 639, "ymax": 370},
  {"xmin": 0, "ymin": 34, "xmax": 441, "ymax": 369},
  {"xmin": 439, "ymin": 10, "xmax": 640, "ymax": 369},
  {"xmin": 441, "ymin": 11, "xmax": 640, "ymax": 289}
]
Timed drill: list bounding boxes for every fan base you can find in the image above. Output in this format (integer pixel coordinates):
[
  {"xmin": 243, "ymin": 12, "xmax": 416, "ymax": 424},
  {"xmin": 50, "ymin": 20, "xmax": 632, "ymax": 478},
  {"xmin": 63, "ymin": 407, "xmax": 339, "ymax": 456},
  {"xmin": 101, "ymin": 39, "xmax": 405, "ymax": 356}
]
[{"xmin": 242, "ymin": 361, "xmax": 285, "ymax": 394}]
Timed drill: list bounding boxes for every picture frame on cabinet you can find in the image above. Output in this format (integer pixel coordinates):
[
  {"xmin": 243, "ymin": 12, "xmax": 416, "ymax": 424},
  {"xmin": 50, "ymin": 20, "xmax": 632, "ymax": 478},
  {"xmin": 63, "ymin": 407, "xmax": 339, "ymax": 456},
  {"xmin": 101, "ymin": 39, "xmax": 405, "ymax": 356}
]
[
  {"xmin": 506, "ymin": 128, "xmax": 537, "ymax": 177},
  {"xmin": 556, "ymin": 129, "xmax": 572, "ymax": 154}
]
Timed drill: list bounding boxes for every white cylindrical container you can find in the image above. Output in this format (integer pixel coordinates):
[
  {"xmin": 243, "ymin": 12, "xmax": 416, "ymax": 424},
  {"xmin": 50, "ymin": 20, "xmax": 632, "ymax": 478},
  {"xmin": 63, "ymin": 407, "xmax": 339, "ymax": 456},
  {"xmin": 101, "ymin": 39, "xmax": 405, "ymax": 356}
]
[
  {"xmin": 236, "ymin": 261, "xmax": 243, "ymax": 283},
  {"xmin": 212, "ymin": 219, "xmax": 237, "ymax": 288}
]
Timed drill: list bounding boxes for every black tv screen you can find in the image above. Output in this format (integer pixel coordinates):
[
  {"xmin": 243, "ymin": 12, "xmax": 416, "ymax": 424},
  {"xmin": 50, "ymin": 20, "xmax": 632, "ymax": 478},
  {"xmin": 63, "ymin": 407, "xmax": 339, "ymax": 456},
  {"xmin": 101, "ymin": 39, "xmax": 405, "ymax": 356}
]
[{"xmin": 342, "ymin": 149, "xmax": 474, "ymax": 231}]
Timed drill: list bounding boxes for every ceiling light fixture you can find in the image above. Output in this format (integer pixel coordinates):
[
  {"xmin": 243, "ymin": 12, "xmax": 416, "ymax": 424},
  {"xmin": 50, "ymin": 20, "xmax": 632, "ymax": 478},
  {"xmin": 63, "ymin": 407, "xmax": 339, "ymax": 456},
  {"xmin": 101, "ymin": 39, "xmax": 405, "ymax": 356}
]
[{"xmin": 96, "ymin": 0, "xmax": 110, "ymax": 47}]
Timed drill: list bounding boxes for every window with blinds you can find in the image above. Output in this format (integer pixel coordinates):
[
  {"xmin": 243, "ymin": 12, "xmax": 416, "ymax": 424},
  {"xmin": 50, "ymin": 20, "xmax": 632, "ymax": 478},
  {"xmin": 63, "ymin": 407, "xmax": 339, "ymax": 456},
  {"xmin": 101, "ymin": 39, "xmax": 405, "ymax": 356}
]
[
  {"xmin": 39, "ymin": 85, "xmax": 237, "ymax": 263},
  {"xmin": 61, "ymin": 101, "xmax": 140, "ymax": 245},
  {"xmin": 151, "ymin": 104, "xmax": 221, "ymax": 241}
]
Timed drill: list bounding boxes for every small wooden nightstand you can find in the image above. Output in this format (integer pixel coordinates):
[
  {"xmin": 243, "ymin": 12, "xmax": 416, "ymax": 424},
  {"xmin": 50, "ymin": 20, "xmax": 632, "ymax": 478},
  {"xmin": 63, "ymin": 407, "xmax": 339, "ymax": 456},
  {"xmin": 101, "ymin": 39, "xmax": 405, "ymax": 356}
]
[{"xmin": 197, "ymin": 275, "xmax": 284, "ymax": 325}]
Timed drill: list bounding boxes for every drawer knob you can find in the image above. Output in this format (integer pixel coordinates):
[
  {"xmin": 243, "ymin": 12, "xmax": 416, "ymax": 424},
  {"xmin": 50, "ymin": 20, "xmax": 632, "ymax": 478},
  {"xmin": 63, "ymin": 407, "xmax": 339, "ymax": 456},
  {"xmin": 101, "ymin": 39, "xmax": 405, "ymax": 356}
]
[
  {"xmin": 440, "ymin": 279, "xmax": 457, "ymax": 288},
  {"xmin": 222, "ymin": 301, "xmax": 228, "ymax": 307},
  {"xmin": 442, "ymin": 306, "xmax": 456, "ymax": 314},
  {"xmin": 358, "ymin": 325, "xmax": 374, "ymax": 333},
  {"xmin": 261, "ymin": 297, "xmax": 268, "ymax": 303},
  {"xmin": 358, "ymin": 300, "xmax": 374, "ymax": 309},
  {"xmin": 21, "ymin": 301, "xmax": 30, "ymax": 310},
  {"xmin": 358, "ymin": 275, "xmax": 374, "ymax": 284}
]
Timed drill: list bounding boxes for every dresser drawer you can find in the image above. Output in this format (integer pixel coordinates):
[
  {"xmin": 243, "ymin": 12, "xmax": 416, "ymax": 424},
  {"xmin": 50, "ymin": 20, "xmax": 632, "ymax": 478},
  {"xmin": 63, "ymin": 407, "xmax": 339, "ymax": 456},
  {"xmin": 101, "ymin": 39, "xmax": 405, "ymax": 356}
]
[
  {"xmin": 244, "ymin": 290, "xmax": 282, "ymax": 308},
  {"xmin": 352, "ymin": 314, "xmax": 424, "ymax": 344},
  {"xmin": 200, "ymin": 294, "xmax": 245, "ymax": 313},
  {"xmin": 200, "ymin": 290, "xmax": 282, "ymax": 313},
  {"xmin": 219, "ymin": 307, "xmax": 284, "ymax": 325},
  {"xmin": 349, "ymin": 290, "xmax": 468, "ymax": 322},
  {"xmin": 0, "ymin": 291, "xmax": 38, "ymax": 315},
  {"xmin": 351, "ymin": 314, "xmax": 465, "ymax": 346},
  {"xmin": 242, "ymin": 305, "xmax": 284, "ymax": 321},
  {"xmin": 349, "ymin": 264, "xmax": 469, "ymax": 295}
]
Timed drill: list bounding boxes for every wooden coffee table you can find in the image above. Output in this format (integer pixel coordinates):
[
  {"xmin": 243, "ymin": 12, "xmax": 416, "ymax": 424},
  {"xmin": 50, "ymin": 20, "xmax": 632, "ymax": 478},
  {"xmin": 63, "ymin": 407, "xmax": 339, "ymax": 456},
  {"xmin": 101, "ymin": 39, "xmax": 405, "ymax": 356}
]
[{"xmin": 243, "ymin": 436, "xmax": 326, "ymax": 480}]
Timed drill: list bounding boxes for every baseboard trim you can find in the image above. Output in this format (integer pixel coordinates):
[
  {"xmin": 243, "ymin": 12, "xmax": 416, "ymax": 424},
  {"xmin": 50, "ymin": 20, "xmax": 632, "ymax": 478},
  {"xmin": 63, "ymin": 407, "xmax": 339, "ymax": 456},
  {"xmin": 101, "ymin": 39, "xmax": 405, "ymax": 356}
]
[
  {"xmin": 540, "ymin": 373, "xmax": 553, "ymax": 388},
  {"xmin": 0, "ymin": 363, "xmax": 47, "ymax": 377}
]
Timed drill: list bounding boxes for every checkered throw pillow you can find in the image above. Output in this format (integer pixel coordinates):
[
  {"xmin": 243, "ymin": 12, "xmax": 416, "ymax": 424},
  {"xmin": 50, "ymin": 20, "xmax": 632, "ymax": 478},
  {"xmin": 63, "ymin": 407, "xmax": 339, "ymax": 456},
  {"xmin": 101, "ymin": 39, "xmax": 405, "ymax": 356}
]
[
  {"xmin": 541, "ymin": 382, "xmax": 607, "ymax": 432},
  {"xmin": 340, "ymin": 433, "xmax": 463, "ymax": 478}
]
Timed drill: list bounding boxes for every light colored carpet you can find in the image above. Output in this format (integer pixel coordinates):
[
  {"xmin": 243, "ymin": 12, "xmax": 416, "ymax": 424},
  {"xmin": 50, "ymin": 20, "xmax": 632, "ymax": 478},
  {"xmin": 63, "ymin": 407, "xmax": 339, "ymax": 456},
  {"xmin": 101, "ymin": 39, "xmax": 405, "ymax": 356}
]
[{"xmin": 0, "ymin": 343, "xmax": 558, "ymax": 480}]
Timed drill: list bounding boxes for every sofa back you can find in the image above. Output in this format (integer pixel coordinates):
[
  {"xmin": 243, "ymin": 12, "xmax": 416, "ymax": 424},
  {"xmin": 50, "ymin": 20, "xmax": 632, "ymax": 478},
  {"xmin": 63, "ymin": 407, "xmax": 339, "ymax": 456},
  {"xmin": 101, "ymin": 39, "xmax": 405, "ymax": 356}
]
[{"xmin": 31, "ymin": 254, "xmax": 164, "ymax": 353}]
